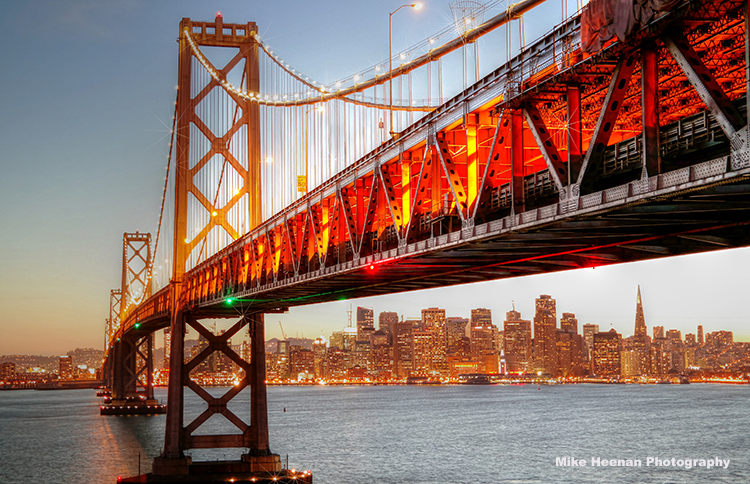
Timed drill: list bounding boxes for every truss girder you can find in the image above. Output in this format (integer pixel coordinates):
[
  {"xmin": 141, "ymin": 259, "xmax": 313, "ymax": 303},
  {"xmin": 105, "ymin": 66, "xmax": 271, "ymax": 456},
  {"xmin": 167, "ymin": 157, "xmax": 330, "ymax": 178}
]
[
  {"xmin": 576, "ymin": 54, "xmax": 638, "ymax": 188},
  {"xmin": 434, "ymin": 132, "xmax": 469, "ymax": 221},
  {"xmin": 663, "ymin": 31, "xmax": 746, "ymax": 140},
  {"xmin": 524, "ymin": 104, "xmax": 567, "ymax": 192},
  {"xmin": 121, "ymin": 233, "xmax": 152, "ymax": 320}
]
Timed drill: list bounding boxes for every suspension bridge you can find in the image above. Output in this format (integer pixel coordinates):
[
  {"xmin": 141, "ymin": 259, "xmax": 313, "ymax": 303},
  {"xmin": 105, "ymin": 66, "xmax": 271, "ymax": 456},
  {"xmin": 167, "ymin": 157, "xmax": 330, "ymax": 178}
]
[{"xmin": 101, "ymin": 0, "xmax": 750, "ymax": 481}]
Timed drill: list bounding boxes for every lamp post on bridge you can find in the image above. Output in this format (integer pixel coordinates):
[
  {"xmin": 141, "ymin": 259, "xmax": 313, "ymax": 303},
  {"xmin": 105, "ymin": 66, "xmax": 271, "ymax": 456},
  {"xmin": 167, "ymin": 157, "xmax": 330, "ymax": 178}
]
[{"xmin": 389, "ymin": 3, "xmax": 423, "ymax": 140}]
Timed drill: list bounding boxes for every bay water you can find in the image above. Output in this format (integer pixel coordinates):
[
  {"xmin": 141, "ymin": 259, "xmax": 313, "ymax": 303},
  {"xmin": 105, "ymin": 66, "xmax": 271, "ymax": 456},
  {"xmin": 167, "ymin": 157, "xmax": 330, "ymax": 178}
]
[{"xmin": 0, "ymin": 384, "xmax": 748, "ymax": 483}]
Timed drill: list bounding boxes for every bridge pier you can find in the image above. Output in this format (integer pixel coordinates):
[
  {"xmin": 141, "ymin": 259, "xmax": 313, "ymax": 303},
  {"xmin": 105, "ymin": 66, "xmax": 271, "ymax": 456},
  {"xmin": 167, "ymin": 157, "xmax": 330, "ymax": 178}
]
[
  {"xmin": 145, "ymin": 310, "xmax": 297, "ymax": 482},
  {"xmin": 102, "ymin": 332, "xmax": 165, "ymax": 415}
]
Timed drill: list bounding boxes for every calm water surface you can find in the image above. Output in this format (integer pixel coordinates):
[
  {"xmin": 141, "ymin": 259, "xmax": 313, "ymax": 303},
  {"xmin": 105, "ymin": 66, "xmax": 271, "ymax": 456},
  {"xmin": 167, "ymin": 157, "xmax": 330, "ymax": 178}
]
[{"xmin": 0, "ymin": 384, "xmax": 748, "ymax": 483}]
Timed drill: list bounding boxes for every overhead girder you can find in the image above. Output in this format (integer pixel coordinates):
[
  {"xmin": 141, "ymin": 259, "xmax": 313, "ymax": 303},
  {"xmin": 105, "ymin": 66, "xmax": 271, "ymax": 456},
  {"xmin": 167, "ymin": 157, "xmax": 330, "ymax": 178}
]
[
  {"xmin": 663, "ymin": 30, "xmax": 746, "ymax": 141},
  {"xmin": 576, "ymin": 54, "xmax": 638, "ymax": 190}
]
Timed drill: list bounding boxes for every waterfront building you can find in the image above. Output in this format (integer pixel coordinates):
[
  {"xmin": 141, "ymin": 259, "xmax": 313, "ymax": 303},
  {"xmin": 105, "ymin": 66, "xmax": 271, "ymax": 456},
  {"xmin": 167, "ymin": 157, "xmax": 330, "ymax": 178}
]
[
  {"xmin": 323, "ymin": 347, "xmax": 349, "ymax": 380},
  {"xmin": 1, "ymin": 362, "xmax": 16, "ymax": 381},
  {"xmin": 265, "ymin": 352, "xmax": 289, "ymax": 380},
  {"xmin": 413, "ymin": 329, "xmax": 434, "ymax": 372},
  {"xmin": 592, "ymin": 329, "xmax": 621, "ymax": 376},
  {"xmin": 446, "ymin": 354, "xmax": 480, "ymax": 377},
  {"xmin": 423, "ymin": 308, "xmax": 448, "ymax": 373},
  {"xmin": 620, "ymin": 350, "xmax": 640, "ymax": 377},
  {"xmin": 312, "ymin": 337, "xmax": 327, "ymax": 378},
  {"xmin": 470, "ymin": 321, "xmax": 495, "ymax": 361},
  {"xmin": 582, "ymin": 323, "xmax": 599, "ymax": 365},
  {"xmin": 504, "ymin": 308, "xmax": 532, "ymax": 374},
  {"xmin": 353, "ymin": 340, "xmax": 370, "ymax": 369},
  {"xmin": 650, "ymin": 340, "xmax": 669, "ymax": 375},
  {"xmin": 369, "ymin": 329, "xmax": 393, "ymax": 376},
  {"xmin": 393, "ymin": 321, "xmax": 414, "ymax": 378},
  {"xmin": 446, "ymin": 317, "xmax": 469, "ymax": 355},
  {"xmin": 59, "ymin": 355, "xmax": 73, "ymax": 380},
  {"xmin": 556, "ymin": 330, "xmax": 584, "ymax": 377},
  {"xmin": 290, "ymin": 348, "xmax": 314, "ymax": 380},
  {"xmin": 534, "ymin": 295, "xmax": 558, "ymax": 376}
]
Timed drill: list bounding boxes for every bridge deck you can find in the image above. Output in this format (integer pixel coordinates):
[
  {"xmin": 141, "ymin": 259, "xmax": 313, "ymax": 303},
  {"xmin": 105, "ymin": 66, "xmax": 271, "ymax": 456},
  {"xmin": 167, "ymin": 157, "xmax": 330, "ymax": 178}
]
[{"xmin": 116, "ymin": 0, "xmax": 750, "ymax": 340}]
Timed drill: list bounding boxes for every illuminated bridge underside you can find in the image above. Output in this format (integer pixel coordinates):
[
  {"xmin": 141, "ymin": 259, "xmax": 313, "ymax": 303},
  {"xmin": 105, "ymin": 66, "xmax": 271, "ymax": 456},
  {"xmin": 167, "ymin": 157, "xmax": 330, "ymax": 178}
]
[{"xmin": 120, "ymin": 0, "xmax": 750, "ymax": 338}]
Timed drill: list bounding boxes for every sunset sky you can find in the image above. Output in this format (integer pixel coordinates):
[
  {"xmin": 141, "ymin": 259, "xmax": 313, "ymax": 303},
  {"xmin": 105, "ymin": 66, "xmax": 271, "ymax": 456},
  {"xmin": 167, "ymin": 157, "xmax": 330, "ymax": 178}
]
[{"xmin": 1, "ymin": 0, "xmax": 748, "ymax": 356}]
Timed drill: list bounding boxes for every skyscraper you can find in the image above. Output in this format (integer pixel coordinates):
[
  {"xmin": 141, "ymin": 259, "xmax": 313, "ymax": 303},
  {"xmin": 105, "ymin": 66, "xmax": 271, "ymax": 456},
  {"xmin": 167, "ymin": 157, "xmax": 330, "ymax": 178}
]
[
  {"xmin": 557, "ymin": 313, "xmax": 584, "ymax": 378},
  {"xmin": 593, "ymin": 329, "xmax": 622, "ymax": 377},
  {"xmin": 446, "ymin": 317, "xmax": 469, "ymax": 355},
  {"xmin": 634, "ymin": 286, "xmax": 647, "ymax": 337},
  {"xmin": 560, "ymin": 313, "xmax": 577, "ymax": 333},
  {"xmin": 534, "ymin": 295, "xmax": 557, "ymax": 376},
  {"xmin": 632, "ymin": 285, "xmax": 650, "ymax": 375},
  {"xmin": 379, "ymin": 311, "xmax": 399, "ymax": 336},
  {"xmin": 422, "ymin": 308, "xmax": 447, "ymax": 373},
  {"xmin": 697, "ymin": 325, "xmax": 704, "ymax": 345},
  {"xmin": 582, "ymin": 323, "xmax": 599, "ymax": 372},
  {"xmin": 504, "ymin": 309, "xmax": 532, "ymax": 373},
  {"xmin": 393, "ymin": 321, "xmax": 414, "ymax": 378},
  {"xmin": 357, "ymin": 307, "xmax": 375, "ymax": 341}
]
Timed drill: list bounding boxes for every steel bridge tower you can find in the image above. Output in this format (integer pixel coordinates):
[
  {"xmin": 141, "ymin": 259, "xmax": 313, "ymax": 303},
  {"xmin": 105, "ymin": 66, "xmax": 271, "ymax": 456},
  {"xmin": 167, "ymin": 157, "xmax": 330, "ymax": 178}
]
[{"xmin": 152, "ymin": 15, "xmax": 281, "ymax": 477}]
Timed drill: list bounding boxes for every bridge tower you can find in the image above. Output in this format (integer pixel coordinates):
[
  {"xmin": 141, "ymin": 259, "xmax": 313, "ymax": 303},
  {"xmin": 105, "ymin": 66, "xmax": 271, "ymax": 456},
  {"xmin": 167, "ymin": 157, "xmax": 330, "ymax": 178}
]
[
  {"xmin": 153, "ymin": 16, "xmax": 283, "ymax": 478},
  {"xmin": 103, "ymin": 232, "xmax": 165, "ymax": 415}
]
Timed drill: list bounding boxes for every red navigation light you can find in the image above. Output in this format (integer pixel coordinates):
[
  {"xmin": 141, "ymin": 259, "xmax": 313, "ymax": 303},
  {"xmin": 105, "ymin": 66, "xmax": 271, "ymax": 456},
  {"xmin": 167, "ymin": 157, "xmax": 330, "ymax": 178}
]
[
  {"xmin": 369, "ymin": 264, "xmax": 375, "ymax": 270},
  {"xmin": 216, "ymin": 11, "xmax": 222, "ymax": 18}
]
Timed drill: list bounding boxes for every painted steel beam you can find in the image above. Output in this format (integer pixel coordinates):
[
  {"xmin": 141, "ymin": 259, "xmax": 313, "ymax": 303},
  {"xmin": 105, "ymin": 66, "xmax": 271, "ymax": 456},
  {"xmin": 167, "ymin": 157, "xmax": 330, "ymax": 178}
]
[
  {"xmin": 576, "ymin": 54, "xmax": 637, "ymax": 188},
  {"xmin": 664, "ymin": 31, "xmax": 745, "ymax": 139},
  {"xmin": 567, "ymin": 85, "xmax": 582, "ymax": 183},
  {"xmin": 434, "ymin": 132, "xmax": 468, "ymax": 221},
  {"xmin": 524, "ymin": 104, "xmax": 567, "ymax": 193},
  {"xmin": 510, "ymin": 111, "xmax": 525, "ymax": 214}
]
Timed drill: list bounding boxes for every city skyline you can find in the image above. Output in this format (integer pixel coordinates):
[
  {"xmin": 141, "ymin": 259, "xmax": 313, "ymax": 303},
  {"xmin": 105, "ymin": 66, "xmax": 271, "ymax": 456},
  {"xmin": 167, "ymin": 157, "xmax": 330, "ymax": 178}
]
[{"xmin": 1, "ymin": 0, "xmax": 750, "ymax": 357}]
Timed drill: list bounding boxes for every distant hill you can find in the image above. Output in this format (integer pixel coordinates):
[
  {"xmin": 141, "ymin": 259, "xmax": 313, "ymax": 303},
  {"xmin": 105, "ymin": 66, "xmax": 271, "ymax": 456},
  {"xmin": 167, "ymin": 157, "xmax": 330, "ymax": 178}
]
[{"xmin": 265, "ymin": 337, "xmax": 314, "ymax": 352}]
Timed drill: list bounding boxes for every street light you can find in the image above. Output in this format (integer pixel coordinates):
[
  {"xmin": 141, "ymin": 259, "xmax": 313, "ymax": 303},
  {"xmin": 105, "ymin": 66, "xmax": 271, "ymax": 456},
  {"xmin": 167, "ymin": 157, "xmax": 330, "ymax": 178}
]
[{"xmin": 389, "ymin": 3, "xmax": 423, "ymax": 140}]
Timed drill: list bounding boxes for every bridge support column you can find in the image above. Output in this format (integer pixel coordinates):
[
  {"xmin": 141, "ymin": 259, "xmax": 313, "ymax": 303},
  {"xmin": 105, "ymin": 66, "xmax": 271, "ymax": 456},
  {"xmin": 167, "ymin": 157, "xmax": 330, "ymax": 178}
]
[
  {"xmin": 111, "ymin": 338, "xmax": 126, "ymax": 402},
  {"xmin": 242, "ymin": 312, "xmax": 282, "ymax": 471},
  {"xmin": 153, "ymin": 309, "xmax": 282, "ymax": 477},
  {"xmin": 641, "ymin": 47, "xmax": 660, "ymax": 178},
  {"xmin": 510, "ymin": 110, "xmax": 525, "ymax": 214},
  {"xmin": 153, "ymin": 303, "xmax": 189, "ymax": 475},
  {"xmin": 567, "ymin": 84, "xmax": 582, "ymax": 183}
]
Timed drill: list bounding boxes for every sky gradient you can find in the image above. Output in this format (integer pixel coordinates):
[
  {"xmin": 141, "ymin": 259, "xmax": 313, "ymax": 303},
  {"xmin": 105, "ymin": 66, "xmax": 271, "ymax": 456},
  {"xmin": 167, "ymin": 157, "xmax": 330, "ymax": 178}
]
[{"xmin": 1, "ymin": 0, "xmax": 748, "ymax": 356}]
